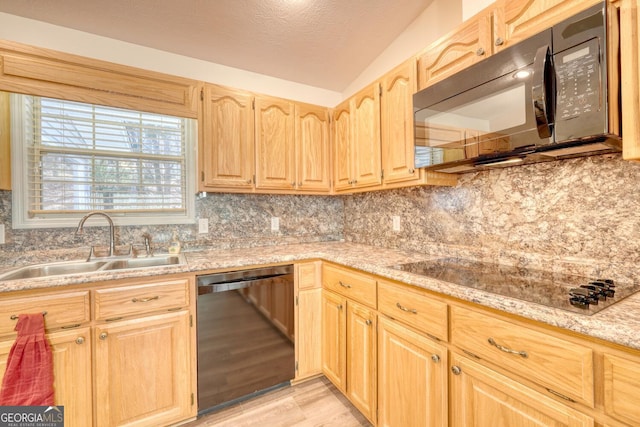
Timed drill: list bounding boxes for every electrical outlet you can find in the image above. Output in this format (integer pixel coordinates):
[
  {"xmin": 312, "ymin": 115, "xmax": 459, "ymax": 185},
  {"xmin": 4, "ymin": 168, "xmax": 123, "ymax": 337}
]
[
  {"xmin": 0, "ymin": 224, "xmax": 4, "ymax": 244},
  {"xmin": 271, "ymin": 217, "xmax": 280, "ymax": 232},
  {"xmin": 392, "ymin": 216, "xmax": 401, "ymax": 232},
  {"xmin": 198, "ymin": 218, "xmax": 209, "ymax": 234}
]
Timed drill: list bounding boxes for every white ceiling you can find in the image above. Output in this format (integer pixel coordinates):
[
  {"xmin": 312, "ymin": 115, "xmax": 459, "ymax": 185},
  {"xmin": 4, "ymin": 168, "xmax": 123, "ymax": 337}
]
[{"xmin": 0, "ymin": 0, "xmax": 434, "ymax": 92}]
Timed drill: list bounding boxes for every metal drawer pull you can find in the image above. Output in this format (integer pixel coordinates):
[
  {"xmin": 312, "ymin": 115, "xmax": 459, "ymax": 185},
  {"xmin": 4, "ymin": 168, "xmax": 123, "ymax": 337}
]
[
  {"xmin": 99, "ymin": 332, "xmax": 108, "ymax": 340},
  {"xmin": 132, "ymin": 296, "xmax": 160, "ymax": 303},
  {"xmin": 337, "ymin": 304, "xmax": 343, "ymax": 310},
  {"xmin": 11, "ymin": 311, "xmax": 47, "ymax": 320},
  {"xmin": 75, "ymin": 337, "xmax": 85, "ymax": 345},
  {"xmin": 487, "ymin": 337, "xmax": 528, "ymax": 358},
  {"xmin": 338, "ymin": 281, "xmax": 352, "ymax": 289},
  {"xmin": 396, "ymin": 303, "xmax": 417, "ymax": 314},
  {"xmin": 365, "ymin": 319, "xmax": 372, "ymax": 326}
]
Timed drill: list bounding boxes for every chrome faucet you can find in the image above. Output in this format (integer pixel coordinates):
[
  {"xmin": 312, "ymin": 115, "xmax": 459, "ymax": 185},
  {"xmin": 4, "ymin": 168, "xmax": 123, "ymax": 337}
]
[{"xmin": 76, "ymin": 211, "xmax": 116, "ymax": 258}]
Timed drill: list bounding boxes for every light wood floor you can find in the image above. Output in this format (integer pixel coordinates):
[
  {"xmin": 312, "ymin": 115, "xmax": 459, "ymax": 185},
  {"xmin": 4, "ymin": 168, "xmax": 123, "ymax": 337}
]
[{"xmin": 184, "ymin": 376, "xmax": 372, "ymax": 427}]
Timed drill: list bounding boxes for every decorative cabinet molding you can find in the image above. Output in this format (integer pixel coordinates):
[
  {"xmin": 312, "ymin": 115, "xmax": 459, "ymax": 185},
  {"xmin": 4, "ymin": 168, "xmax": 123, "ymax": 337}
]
[{"xmin": 0, "ymin": 40, "xmax": 200, "ymax": 118}]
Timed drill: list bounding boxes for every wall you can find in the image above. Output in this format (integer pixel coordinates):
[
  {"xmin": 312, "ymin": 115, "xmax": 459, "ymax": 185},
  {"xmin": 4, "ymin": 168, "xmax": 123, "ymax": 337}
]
[
  {"xmin": 342, "ymin": 0, "xmax": 462, "ymax": 98},
  {"xmin": 0, "ymin": 12, "xmax": 342, "ymax": 107},
  {"xmin": 343, "ymin": 154, "xmax": 640, "ymax": 283},
  {"xmin": 0, "ymin": 191, "xmax": 344, "ymax": 266}
]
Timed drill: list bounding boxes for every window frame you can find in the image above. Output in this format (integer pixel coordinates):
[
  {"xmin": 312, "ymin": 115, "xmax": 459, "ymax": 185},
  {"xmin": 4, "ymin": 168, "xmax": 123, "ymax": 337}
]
[{"xmin": 10, "ymin": 94, "xmax": 197, "ymax": 229}]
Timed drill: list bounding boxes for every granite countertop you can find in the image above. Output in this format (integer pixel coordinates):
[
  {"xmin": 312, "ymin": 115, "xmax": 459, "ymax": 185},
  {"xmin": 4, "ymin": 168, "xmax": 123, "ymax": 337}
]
[{"xmin": 0, "ymin": 241, "xmax": 638, "ymax": 351}]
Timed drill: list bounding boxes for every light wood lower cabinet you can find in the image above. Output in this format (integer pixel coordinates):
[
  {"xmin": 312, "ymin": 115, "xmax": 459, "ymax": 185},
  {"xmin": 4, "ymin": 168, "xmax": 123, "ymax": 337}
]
[
  {"xmin": 94, "ymin": 310, "xmax": 192, "ymax": 427},
  {"xmin": 0, "ymin": 328, "xmax": 93, "ymax": 427},
  {"xmin": 603, "ymin": 352, "xmax": 640, "ymax": 426},
  {"xmin": 378, "ymin": 316, "xmax": 447, "ymax": 427},
  {"xmin": 346, "ymin": 301, "xmax": 376, "ymax": 422},
  {"xmin": 321, "ymin": 290, "xmax": 347, "ymax": 392},
  {"xmin": 294, "ymin": 262, "xmax": 322, "ymax": 380},
  {"xmin": 322, "ymin": 289, "xmax": 376, "ymax": 424},
  {"xmin": 450, "ymin": 352, "xmax": 594, "ymax": 427}
]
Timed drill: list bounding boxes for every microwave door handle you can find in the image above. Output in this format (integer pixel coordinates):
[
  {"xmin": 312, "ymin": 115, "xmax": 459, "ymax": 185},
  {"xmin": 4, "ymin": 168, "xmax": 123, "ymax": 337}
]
[{"xmin": 531, "ymin": 45, "xmax": 554, "ymax": 139}]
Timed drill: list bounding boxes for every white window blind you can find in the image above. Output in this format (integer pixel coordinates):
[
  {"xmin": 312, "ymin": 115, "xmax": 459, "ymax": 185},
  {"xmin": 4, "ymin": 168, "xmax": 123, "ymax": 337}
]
[{"xmin": 11, "ymin": 94, "xmax": 196, "ymax": 228}]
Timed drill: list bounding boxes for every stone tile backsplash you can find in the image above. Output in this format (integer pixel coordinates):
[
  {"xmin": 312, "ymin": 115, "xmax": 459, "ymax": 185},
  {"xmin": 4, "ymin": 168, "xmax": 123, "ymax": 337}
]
[
  {"xmin": 0, "ymin": 192, "xmax": 344, "ymax": 266},
  {"xmin": 343, "ymin": 153, "xmax": 640, "ymax": 283},
  {"xmin": 2, "ymin": 152, "xmax": 639, "ymax": 284}
]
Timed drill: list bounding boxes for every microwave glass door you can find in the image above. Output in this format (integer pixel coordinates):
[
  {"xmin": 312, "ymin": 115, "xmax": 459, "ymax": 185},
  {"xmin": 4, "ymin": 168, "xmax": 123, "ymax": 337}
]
[{"xmin": 414, "ymin": 63, "xmax": 553, "ymax": 168}]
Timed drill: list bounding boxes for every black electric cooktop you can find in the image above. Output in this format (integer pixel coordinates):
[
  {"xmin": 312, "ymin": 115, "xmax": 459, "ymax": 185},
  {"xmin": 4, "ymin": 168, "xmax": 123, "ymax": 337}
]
[{"xmin": 389, "ymin": 258, "xmax": 639, "ymax": 315}]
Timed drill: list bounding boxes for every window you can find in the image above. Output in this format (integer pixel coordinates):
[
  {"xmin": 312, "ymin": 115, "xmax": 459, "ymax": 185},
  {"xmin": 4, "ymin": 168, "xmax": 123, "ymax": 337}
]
[{"xmin": 11, "ymin": 94, "xmax": 196, "ymax": 228}]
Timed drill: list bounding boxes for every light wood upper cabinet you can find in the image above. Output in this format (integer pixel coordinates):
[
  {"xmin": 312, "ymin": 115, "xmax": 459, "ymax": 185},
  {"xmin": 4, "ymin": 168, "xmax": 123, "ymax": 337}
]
[
  {"xmin": 380, "ymin": 59, "xmax": 420, "ymax": 185},
  {"xmin": 378, "ymin": 316, "xmax": 447, "ymax": 427},
  {"xmin": 0, "ymin": 91, "xmax": 10, "ymax": 191},
  {"xmin": 493, "ymin": 0, "xmax": 602, "ymax": 52},
  {"xmin": 200, "ymin": 84, "xmax": 255, "ymax": 190},
  {"xmin": 351, "ymin": 83, "xmax": 382, "ymax": 189},
  {"xmin": 417, "ymin": 10, "xmax": 493, "ymax": 90},
  {"xmin": 295, "ymin": 103, "xmax": 332, "ymax": 192},
  {"xmin": 95, "ymin": 310, "xmax": 192, "ymax": 427},
  {"xmin": 332, "ymin": 99, "xmax": 352, "ymax": 191},
  {"xmin": 621, "ymin": 0, "xmax": 640, "ymax": 160},
  {"xmin": 450, "ymin": 353, "xmax": 594, "ymax": 427},
  {"xmin": 254, "ymin": 95, "xmax": 296, "ymax": 190}
]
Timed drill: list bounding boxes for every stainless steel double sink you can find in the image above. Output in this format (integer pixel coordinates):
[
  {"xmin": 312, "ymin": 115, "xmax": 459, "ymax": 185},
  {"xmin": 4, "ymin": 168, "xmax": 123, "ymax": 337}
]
[{"xmin": 0, "ymin": 254, "xmax": 185, "ymax": 281}]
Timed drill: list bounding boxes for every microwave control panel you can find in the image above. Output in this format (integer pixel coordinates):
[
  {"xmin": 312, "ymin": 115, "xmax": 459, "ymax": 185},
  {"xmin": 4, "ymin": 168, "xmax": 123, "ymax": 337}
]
[{"xmin": 555, "ymin": 38, "xmax": 601, "ymax": 121}]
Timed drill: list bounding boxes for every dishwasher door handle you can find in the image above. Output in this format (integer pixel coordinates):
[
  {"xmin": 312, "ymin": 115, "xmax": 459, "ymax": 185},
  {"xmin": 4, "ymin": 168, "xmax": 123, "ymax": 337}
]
[{"xmin": 197, "ymin": 274, "xmax": 293, "ymax": 295}]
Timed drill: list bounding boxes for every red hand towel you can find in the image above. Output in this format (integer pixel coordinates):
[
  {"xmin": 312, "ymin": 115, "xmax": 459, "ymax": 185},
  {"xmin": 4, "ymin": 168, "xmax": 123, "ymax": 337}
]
[{"xmin": 0, "ymin": 313, "xmax": 54, "ymax": 405}]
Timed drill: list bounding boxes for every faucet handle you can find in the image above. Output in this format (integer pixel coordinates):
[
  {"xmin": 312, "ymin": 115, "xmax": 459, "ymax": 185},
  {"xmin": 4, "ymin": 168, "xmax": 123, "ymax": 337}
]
[{"xmin": 142, "ymin": 233, "xmax": 153, "ymax": 257}]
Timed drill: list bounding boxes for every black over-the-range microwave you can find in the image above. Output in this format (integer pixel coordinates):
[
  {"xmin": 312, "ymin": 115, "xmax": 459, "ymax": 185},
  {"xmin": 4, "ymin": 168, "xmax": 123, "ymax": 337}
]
[{"xmin": 413, "ymin": 1, "xmax": 621, "ymax": 173}]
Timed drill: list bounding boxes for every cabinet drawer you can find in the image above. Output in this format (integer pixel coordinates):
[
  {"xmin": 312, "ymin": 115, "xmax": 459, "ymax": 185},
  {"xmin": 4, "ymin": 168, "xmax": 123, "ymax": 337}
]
[
  {"xmin": 322, "ymin": 264, "xmax": 376, "ymax": 309},
  {"xmin": 95, "ymin": 279, "xmax": 190, "ymax": 321},
  {"xmin": 450, "ymin": 305, "xmax": 594, "ymax": 407},
  {"xmin": 0, "ymin": 291, "xmax": 90, "ymax": 335},
  {"xmin": 378, "ymin": 280, "xmax": 447, "ymax": 341},
  {"xmin": 603, "ymin": 352, "xmax": 640, "ymax": 426}
]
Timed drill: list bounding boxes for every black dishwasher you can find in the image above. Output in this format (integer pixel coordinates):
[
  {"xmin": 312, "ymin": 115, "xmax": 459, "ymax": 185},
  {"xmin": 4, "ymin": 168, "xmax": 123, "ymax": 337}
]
[{"xmin": 196, "ymin": 265, "xmax": 295, "ymax": 415}]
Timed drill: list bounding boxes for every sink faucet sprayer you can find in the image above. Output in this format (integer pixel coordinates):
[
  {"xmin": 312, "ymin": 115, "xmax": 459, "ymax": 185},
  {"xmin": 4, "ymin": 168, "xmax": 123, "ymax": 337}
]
[{"xmin": 76, "ymin": 211, "xmax": 117, "ymax": 258}]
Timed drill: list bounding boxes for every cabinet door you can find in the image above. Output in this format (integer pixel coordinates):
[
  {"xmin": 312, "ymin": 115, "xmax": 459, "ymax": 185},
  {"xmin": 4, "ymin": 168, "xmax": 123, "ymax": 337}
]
[
  {"xmin": 0, "ymin": 91, "xmax": 10, "ymax": 191},
  {"xmin": 493, "ymin": 0, "xmax": 601, "ymax": 52},
  {"xmin": 450, "ymin": 353, "xmax": 594, "ymax": 427},
  {"xmin": 295, "ymin": 288, "xmax": 322, "ymax": 380},
  {"xmin": 603, "ymin": 352, "xmax": 640, "ymax": 426},
  {"xmin": 0, "ymin": 328, "xmax": 92, "ymax": 427},
  {"xmin": 346, "ymin": 301, "xmax": 376, "ymax": 424},
  {"xmin": 332, "ymin": 100, "xmax": 352, "ymax": 191},
  {"xmin": 321, "ymin": 290, "xmax": 346, "ymax": 392},
  {"xmin": 201, "ymin": 84, "xmax": 254, "ymax": 189},
  {"xmin": 95, "ymin": 311, "xmax": 192, "ymax": 427},
  {"xmin": 296, "ymin": 103, "xmax": 331, "ymax": 192},
  {"xmin": 621, "ymin": 0, "xmax": 640, "ymax": 160},
  {"xmin": 378, "ymin": 317, "xmax": 447, "ymax": 427},
  {"xmin": 418, "ymin": 10, "xmax": 492, "ymax": 90},
  {"xmin": 254, "ymin": 96, "xmax": 296, "ymax": 190},
  {"xmin": 381, "ymin": 59, "xmax": 419, "ymax": 185},
  {"xmin": 350, "ymin": 83, "xmax": 382, "ymax": 189}
]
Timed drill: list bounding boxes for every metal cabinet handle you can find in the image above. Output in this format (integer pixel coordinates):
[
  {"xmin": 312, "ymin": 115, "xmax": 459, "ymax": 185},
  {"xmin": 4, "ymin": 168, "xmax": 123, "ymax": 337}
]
[
  {"xmin": 339, "ymin": 281, "xmax": 352, "ymax": 289},
  {"xmin": 337, "ymin": 304, "xmax": 343, "ymax": 310},
  {"xmin": 396, "ymin": 302, "xmax": 417, "ymax": 314},
  {"xmin": 487, "ymin": 337, "xmax": 528, "ymax": 358},
  {"xmin": 75, "ymin": 337, "xmax": 85, "ymax": 345},
  {"xmin": 11, "ymin": 311, "xmax": 47, "ymax": 320},
  {"xmin": 431, "ymin": 354, "xmax": 440, "ymax": 363},
  {"xmin": 246, "ymin": 179, "xmax": 252, "ymax": 184},
  {"xmin": 495, "ymin": 37, "xmax": 504, "ymax": 46},
  {"xmin": 365, "ymin": 319, "xmax": 372, "ymax": 326},
  {"xmin": 408, "ymin": 168, "xmax": 415, "ymax": 174},
  {"xmin": 451, "ymin": 365, "xmax": 461, "ymax": 375},
  {"xmin": 99, "ymin": 332, "xmax": 108, "ymax": 340},
  {"xmin": 291, "ymin": 182, "xmax": 296, "ymax": 187},
  {"xmin": 132, "ymin": 296, "xmax": 159, "ymax": 303},
  {"xmin": 476, "ymin": 47, "xmax": 485, "ymax": 56}
]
